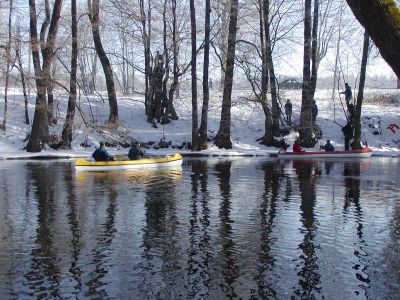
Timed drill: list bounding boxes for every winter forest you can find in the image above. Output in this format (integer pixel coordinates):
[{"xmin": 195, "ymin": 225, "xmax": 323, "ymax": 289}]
[{"xmin": 0, "ymin": 0, "xmax": 400, "ymax": 154}]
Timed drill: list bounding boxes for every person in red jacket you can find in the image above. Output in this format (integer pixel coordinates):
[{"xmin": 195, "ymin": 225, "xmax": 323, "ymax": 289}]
[{"xmin": 293, "ymin": 139, "xmax": 303, "ymax": 153}]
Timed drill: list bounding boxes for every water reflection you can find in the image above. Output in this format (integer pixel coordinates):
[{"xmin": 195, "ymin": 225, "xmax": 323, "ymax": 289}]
[
  {"xmin": 187, "ymin": 159, "xmax": 212, "ymax": 298},
  {"xmin": 293, "ymin": 161, "xmax": 322, "ymax": 298},
  {"xmin": 140, "ymin": 167, "xmax": 181, "ymax": 298},
  {"xmin": 24, "ymin": 163, "xmax": 61, "ymax": 299},
  {"xmin": 255, "ymin": 161, "xmax": 284, "ymax": 298},
  {"xmin": 343, "ymin": 162, "xmax": 370, "ymax": 297},
  {"xmin": 0, "ymin": 159, "xmax": 399, "ymax": 299}
]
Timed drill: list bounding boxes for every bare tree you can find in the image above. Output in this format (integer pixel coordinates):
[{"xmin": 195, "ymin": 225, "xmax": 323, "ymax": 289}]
[
  {"xmin": 15, "ymin": 35, "xmax": 30, "ymax": 125},
  {"xmin": 264, "ymin": 0, "xmax": 279, "ymax": 136},
  {"xmin": 88, "ymin": 0, "xmax": 119, "ymax": 123},
  {"xmin": 299, "ymin": 0, "xmax": 316, "ymax": 147},
  {"xmin": 199, "ymin": 0, "xmax": 211, "ymax": 150},
  {"xmin": 352, "ymin": 30, "xmax": 369, "ymax": 149},
  {"xmin": 190, "ymin": 0, "xmax": 199, "ymax": 150},
  {"xmin": 161, "ymin": 0, "xmax": 179, "ymax": 124},
  {"xmin": 215, "ymin": 0, "xmax": 239, "ymax": 149},
  {"xmin": 61, "ymin": 0, "xmax": 78, "ymax": 148},
  {"xmin": 26, "ymin": 0, "xmax": 63, "ymax": 152},
  {"xmin": 1, "ymin": 0, "xmax": 13, "ymax": 130}
]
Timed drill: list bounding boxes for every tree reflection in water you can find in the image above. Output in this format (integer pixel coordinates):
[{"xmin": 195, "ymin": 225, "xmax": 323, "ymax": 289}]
[
  {"xmin": 255, "ymin": 161, "xmax": 285, "ymax": 298},
  {"xmin": 187, "ymin": 159, "xmax": 212, "ymax": 298},
  {"xmin": 140, "ymin": 169, "xmax": 180, "ymax": 298},
  {"xmin": 64, "ymin": 169, "xmax": 82, "ymax": 297},
  {"xmin": 82, "ymin": 172, "xmax": 118, "ymax": 298},
  {"xmin": 215, "ymin": 160, "xmax": 239, "ymax": 298},
  {"xmin": 292, "ymin": 160, "xmax": 322, "ymax": 298},
  {"xmin": 343, "ymin": 162, "xmax": 370, "ymax": 296},
  {"xmin": 24, "ymin": 163, "xmax": 61, "ymax": 298}
]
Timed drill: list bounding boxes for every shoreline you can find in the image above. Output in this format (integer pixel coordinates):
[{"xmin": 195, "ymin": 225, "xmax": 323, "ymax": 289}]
[{"xmin": 1, "ymin": 147, "xmax": 399, "ymax": 160}]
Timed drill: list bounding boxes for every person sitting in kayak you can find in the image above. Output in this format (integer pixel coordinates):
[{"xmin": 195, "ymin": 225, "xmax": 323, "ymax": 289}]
[
  {"xmin": 128, "ymin": 141, "xmax": 146, "ymax": 160},
  {"xmin": 321, "ymin": 139, "xmax": 335, "ymax": 151},
  {"xmin": 92, "ymin": 141, "xmax": 115, "ymax": 161},
  {"xmin": 292, "ymin": 140, "xmax": 304, "ymax": 153}
]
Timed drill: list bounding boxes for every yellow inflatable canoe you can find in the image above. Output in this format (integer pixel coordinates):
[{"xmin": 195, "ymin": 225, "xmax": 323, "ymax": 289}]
[{"xmin": 75, "ymin": 153, "xmax": 183, "ymax": 171}]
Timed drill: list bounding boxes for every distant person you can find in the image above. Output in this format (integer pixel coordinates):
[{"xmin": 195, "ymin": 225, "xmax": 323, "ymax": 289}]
[
  {"xmin": 347, "ymin": 103, "xmax": 355, "ymax": 121},
  {"xmin": 209, "ymin": 78, "xmax": 213, "ymax": 89},
  {"xmin": 341, "ymin": 122, "xmax": 354, "ymax": 151},
  {"xmin": 128, "ymin": 141, "xmax": 146, "ymax": 160},
  {"xmin": 340, "ymin": 83, "xmax": 353, "ymax": 105},
  {"xmin": 284, "ymin": 99, "xmax": 292, "ymax": 125},
  {"xmin": 321, "ymin": 139, "xmax": 335, "ymax": 151},
  {"xmin": 92, "ymin": 142, "xmax": 115, "ymax": 161},
  {"xmin": 293, "ymin": 140, "xmax": 303, "ymax": 153},
  {"xmin": 312, "ymin": 100, "xmax": 318, "ymax": 123}
]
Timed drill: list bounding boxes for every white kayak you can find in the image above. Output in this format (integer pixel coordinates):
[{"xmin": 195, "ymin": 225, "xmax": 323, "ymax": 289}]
[
  {"xmin": 75, "ymin": 153, "xmax": 183, "ymax": 171},
  {"xmin": 278, "ymin": 147, "xmax": 372, "ymax": 159}
]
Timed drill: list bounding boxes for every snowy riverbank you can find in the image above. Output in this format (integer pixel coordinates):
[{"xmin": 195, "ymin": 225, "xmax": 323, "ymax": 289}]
[{"xmin": 1, "ymin": 88, "xmax": 400, "ymax": 160}]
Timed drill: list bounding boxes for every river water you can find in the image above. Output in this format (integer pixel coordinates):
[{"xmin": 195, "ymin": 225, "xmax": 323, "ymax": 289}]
[{"xmin": 0, "ymin": 157, "xmax": 399, "ymax": 299}]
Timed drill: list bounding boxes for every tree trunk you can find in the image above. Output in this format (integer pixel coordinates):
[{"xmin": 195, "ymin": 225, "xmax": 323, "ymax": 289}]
[
  {"xmin": 1, "ymin": 0, "xmax": 13, "ymax": 130},
  {"xmin": 310, "ymin": 0, "xmax": 319, "ymax": 100},
  {"xmin": 345, "ymin": 0, "xmax": 400, "ymax": 79},
  {"xmin": 161, "ymin": 0, "xmax": 179, "ymax": 124},
  {"xmin": 40, "ymin": 0, "xmax": 56, "ymax": 125},
  {"xmin": 61, "ymin": 0, "xmax": 78, "ymax": 148},
  {"xmin": 190, "ymin": 0, "xmax": 200, "ymax": 151},
  {"xmin": 299, "ymin": 0, "xmax": 316, "ymax": 147},
  {"xmin": 47, "ymin": 64, "xmax": 57, "ymax": 124},
  {"xmin": 15, "ymin": 48, "xmax": 30, "ymax": 125},
  {"xmin": 88, "ymin": 0, "xmax": 119, "ymax": 123},
  {"xmin": 140, "ymin": 0, "xmax": 153, "ymax": 123},
  {"xmin": 259, "ymin": 0, "xmax": 274, "ymax": 145},
  {"xmin": 27, "ymin": 0, "xmax": 63, "ymax": 152},
  {"xmin": 263, "ymin": 0, "xmax": 279, "ymax": 136},
  {"xmin": 199, "ymin": 0, "xmax": 211, "ymax": 150},
  {"xmin": 352, "ymin": 30, "xmax": 369, "ymax": 149},
  {"xmin": 215, "ymin": 0, "xmax": 239, "ymax": 149}
]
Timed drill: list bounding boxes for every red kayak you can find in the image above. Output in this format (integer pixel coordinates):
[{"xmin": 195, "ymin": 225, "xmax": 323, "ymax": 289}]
[{"xmin": 278, "ymin": 147, "xmax": 372, "ymax": 158}]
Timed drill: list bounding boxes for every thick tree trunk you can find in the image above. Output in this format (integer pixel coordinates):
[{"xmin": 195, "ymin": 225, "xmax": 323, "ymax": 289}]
[
  {"xmin": 88, "ymin": 0, "xmax": 118, "ymax": 123},
  {"xmin": 199, "ymin": 0, "xmax": 211, "ymax": 150},
  {"xmin": 299, "ymin": 0, "xmax": 316, "ymax": 147},
  {"xmin": 190, "ymin": 0, "xmax": 199, "ymax": 151},
  {"xmin": 310, "ymin": 0, "xmax": 319, "ymax": 100},
  {"xmin": 161, "ymin": 0, "xmax": 179, "ymax": 124},
  {"xmin": 61, "ymin": 0, "xmax": 78, "ymax": 148},
  {"xmin": 259, "ymin": 0, "xmax": 274, "ymax": 145},
  {"xmin": 27, "ymin": 0, "xmax": 63, "ymax": 152},
  {"xmin": 352, "ymin": 31, "xmax": 369, "ymax": 149},
  {"xmin": 215, "ymin": 0, "xmax": 239, "ymax": 149},
  {"xmin": 346, "ymin": 0, "xmax": 400, "ymax": 79},
  {"xmin": 263, "ymin": 0, "xmax": 279, "ymax": 136}
]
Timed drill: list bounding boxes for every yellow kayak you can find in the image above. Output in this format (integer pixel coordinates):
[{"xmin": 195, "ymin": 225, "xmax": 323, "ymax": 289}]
[{"xmin": 75, "ymin": 153, "xmax": 183, "ymax": 171}]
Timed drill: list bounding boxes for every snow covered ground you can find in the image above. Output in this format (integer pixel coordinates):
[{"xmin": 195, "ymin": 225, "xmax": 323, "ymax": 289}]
[{"xmin": 0, "ymin": 87, "xmax": 400, "ymax": 159}]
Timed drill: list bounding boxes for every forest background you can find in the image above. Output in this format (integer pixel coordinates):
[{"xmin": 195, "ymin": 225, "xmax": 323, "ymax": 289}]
[{"xmin": 0, "ymin": 0, "xmax": 400, "ymax": 157}]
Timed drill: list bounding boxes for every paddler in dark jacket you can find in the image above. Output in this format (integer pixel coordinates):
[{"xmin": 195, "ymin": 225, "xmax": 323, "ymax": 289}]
[
  {"xmin": 128, "ymin": 141, "xmax": 146, "ymax": 160},
  {"xmin": 92, "ymin": 142, "xmax": 115, "ymax": 161}
]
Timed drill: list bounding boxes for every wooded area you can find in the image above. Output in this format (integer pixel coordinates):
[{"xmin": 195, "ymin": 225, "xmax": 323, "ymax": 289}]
[{"xmin": 0, "ymin": 0, "xmax": 399, "ymax": 152}]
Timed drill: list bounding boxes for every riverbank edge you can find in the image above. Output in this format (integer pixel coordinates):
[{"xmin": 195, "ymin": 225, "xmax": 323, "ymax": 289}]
[{"xmin": 0, "ymin": 148, "xmax": 399, "ymax": 160}]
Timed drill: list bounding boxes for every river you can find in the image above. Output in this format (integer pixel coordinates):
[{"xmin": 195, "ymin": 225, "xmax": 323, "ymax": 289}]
[{"xmin": 0, "ymin": 157, "xmax": 399, "ymax": 299}]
